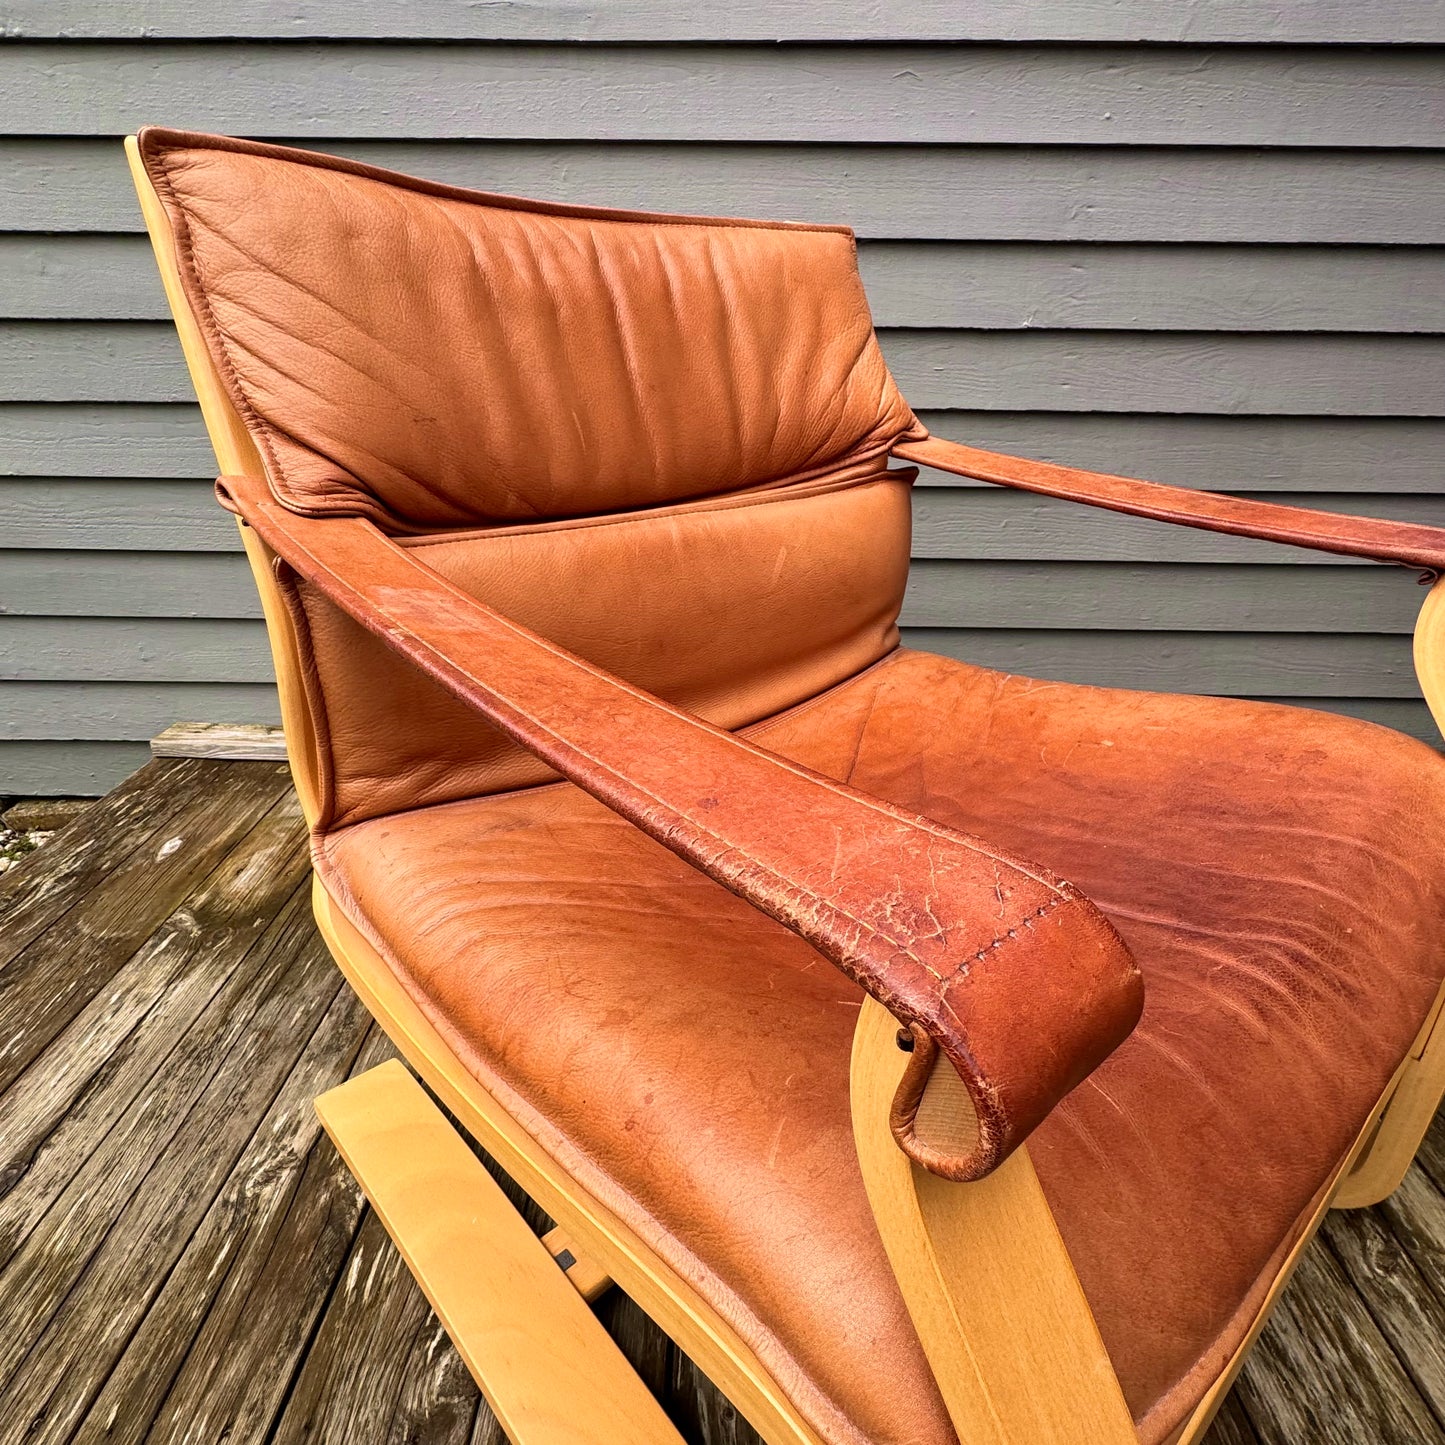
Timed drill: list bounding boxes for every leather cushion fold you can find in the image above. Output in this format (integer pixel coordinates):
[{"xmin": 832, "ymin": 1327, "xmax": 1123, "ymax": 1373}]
[
  {"xmin": 283, "ymin": 468, "xmax": 914, "ymax": 826},
  {"xmin": 138, "ymin": 127, "xmax": 923, "ymax": 530}
]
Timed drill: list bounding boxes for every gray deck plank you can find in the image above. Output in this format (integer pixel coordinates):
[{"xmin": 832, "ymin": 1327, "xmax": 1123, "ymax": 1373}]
[
  {"xmin": 0, "ymin": 759, "xmax": 291, "ymax": 1094},
  {"xmin": 69, "ymin": 1005, "xmax": 382, "ymax": 1445},
  {"xmin": 0, "ymin": 755, "xmax": 202, "ymax": 966},
  {"xmin": 1231, "ymin": 1244, "xmax": 1442, "ymax": 1444},
  {"xmin": 0, "ymin": 789, "xmax": 307, "ymax": 1263},
  {"xmin": 269, "ymin": 1209, "xmax": 479, "ymax": 1445},
  {"xmin": 1323, "ymin": 1199, "xmax": 1445, "ymax": 1430}
]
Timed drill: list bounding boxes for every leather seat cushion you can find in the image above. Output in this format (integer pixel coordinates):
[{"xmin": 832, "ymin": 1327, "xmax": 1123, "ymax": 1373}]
[{"xmin": 316, "ymin": 648, "xmax": 1445, "ymax": 1445}]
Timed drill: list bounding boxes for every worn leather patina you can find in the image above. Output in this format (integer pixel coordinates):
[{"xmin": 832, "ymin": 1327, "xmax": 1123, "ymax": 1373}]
[{"xmin": 142, "ymin": 128, "xmax": 1445, "ymax": 1445}]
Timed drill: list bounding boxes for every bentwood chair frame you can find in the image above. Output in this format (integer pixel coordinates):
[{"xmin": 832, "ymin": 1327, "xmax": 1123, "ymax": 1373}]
[{"xmin": 127, "ymin": 134, "xmax": 1445, "ymax": 1445}]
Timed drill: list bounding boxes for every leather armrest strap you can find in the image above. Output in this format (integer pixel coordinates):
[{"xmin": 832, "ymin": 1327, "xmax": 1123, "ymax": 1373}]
[
  {"xmin": 895, "ymin": 434, "xmax": 1445, "ymax": 576},
  {"xmin": 220, "ymin": 472, "xmax": 1143, "ymax": 1181}
]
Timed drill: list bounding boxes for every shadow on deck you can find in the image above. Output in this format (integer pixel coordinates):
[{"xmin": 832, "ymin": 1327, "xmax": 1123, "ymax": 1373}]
[{"xmin": 1, "ymin": 757, "xmax": 1443, "ymax": 1445}]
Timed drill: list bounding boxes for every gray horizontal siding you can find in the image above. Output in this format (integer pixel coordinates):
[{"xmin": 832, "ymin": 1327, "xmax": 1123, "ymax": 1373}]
[
  {"xmin": 0, "ymin": 680, "xmax": 280, "ymax": 738},
  {"xmin": 7, "ymin": 322, "xmax": 1442, "ymax": 416},
  {"xmin": 0, "ymin": 740, "xmax": 150, "ymax": 794},
  {"xmin": 7, "ymin": 406, "xmax": 1443, "ymax": 492},
  {"xmin": 0, "ymin": 615, "xmax": 1421, "ymax": 693},
  {"xmin": 10, "ymin": 235, "xmax": 1445, "ymax": 334},
  {"xmin": 1, "ymin": 31, "xmax": 1441, "ymax": 795},
  {"xmin": 6, "ymin": 44, "xmax": 1441, "ymax": 147},
  {"xmin": 8, "ymin": 140, "xmax": 1445, "ymax": 246},
  {"xmin": 10, "ymin": 481, "xmax": 1445, "ymax": 563},
  {"xmin": 5, "ymin": 1, "xmax": 1441, "ymax": 43},
  {"xmin": 0, "ymin": 552, "xmax": 1428, "ymax": 633}
]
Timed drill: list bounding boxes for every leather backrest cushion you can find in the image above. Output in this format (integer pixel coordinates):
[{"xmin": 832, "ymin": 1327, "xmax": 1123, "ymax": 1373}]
[
  {"xmin": 286, "ymin": 467, "xmax": 914, "ymax": 827},
  {"xmin": 141, "ymin": 129, "xmax": 921, "ymax": 530}
]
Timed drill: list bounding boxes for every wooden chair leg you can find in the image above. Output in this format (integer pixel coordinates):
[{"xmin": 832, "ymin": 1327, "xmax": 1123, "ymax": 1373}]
[
  {"xmin": 849, "ymin": 998, "xmax": 1137, "ymax": 1445},
  {"xmin": 1342, "ymin": 580, "xmax": 1445, "ymax": 1208},
  {"xmin": 1334, "ymin": 1000, "xmax": 1445, "ymax": 1208},
  {"xmin": 315, "ymin": 1060, "xmax": 685, "ymax": 1445}
]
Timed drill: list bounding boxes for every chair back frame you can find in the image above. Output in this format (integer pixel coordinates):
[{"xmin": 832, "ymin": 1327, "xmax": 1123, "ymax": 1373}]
[{"xmin": 126, "ymin": 134, "xmax": 1445, "ymax": 1445}]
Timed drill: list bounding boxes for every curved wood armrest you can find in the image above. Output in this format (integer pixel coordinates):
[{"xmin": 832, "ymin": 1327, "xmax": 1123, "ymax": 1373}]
[
  {"xmin": 219, "ymin": 472, "xmax": 1143, "ymax": 1181},
  {"xmin": 896, "ymin": 434, "xmax": 1445, "ymax": 576},
  {"xmin": 851, "ymin": 998, "xmax": 1135, "ymax": 1444}
]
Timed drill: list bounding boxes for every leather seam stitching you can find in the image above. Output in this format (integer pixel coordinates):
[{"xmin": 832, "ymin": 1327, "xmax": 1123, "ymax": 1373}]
[{"xmin": 969, "ymin": 896, "xmax": 1068, "ymax": 968}]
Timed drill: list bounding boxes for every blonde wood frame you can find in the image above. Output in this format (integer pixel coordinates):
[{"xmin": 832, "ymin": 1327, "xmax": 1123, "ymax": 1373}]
[
  {"xmin": 1332, "ymin": 577, "xmax": 1445, "ymax": 1207},
  {"xmin": 127, "ymin": 132, "xmax": 1445, "ymax": 1445},
  {"xmin": 850, "ymin": 998, "xmax": 1135, "ymax": 1443},
  {"xmin": 315, "ymin": 1060, "xmax": 686, "ymax": 1445}
]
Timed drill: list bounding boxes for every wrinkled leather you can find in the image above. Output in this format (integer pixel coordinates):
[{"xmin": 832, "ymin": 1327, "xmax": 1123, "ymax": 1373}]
[
  {"xmin": 318, "ymin": 649, "xmax": 1445, "ymax": 1445},
  {"xmin": 287, "ymin": 463, "xmax": 916, "ymax": 825},
  {"xmin": 140, "ymin": 127, "xmax": 923, "ymax": 530},
  {"xmin": 898, "ymin": 434, "xmax": 1445, "ymax": 575},
  {"xmin": 225, "ymin": 470, "xmax": 1144, "ymax": 1181}
]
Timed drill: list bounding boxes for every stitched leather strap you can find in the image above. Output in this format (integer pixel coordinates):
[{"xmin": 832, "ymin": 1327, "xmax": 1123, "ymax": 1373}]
[
  {"xmin": 896, "ymin": 434, "xmax": 1445, "ymax": 576},
  {"xmin": 220, "ymin": 472, "xmax": 1143, "ymax": 1181}
]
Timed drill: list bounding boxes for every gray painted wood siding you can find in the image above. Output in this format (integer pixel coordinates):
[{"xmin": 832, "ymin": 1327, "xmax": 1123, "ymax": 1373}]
[{"xmin": 0, "ymin": 15, "xmax": 1442, "ymax": 793}]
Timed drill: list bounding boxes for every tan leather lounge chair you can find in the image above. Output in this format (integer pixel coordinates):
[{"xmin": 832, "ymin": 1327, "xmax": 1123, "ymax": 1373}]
[{"xmin": 127, "ymin": 128, "xmax": 1445, "ymax": 1445}]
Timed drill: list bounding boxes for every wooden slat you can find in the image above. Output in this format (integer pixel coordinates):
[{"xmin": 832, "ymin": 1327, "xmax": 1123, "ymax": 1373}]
[
  {"xmin": 0, "ymin": 617, "xmax": 271, "ymax": 681},
  {"xmin": 912, "ymin": 414, "xmax": 1445, "ymax": 494},
  {"xmin": 1322, "ymin": 1197, "xmax": 1445, "ymax": 1425},
  {"xmin": 6, "ymin": 406, "xmax": 1443, "ymax": 492},
  {"xmin": 5, "ymin": 0, "xmax": 1442, "ymax": 43},
  {"xmin": 10, "ymin": 234, "xmax": 1445, "ymax": 333},
  {"xmin": 881, "ymin": 332, "xmax": 1445, "ymax": 416},
  {"xmin": 0, "ymin": 551, "xmax": 261, "ymax": 616},
  {"xmin": 0, "ymin": 556, "xmax": 1426, "ymax": 632},
  {"xmin": 8, "ymin": 321, "xmax": 1440, "ymax": 415},
  {"xmin": 1203, "ymin": 1395, "xmax": 1264, "ymax": 1445},
  {"xmin": 909, "ymin": 489, "xmax": 1445, "ymax": 564},
  {"xmin": 7, "ymin": 477, "xmax": 1445, "ymax": 557},
  {"xmin": 269, "ymin": 1207, "xmax": 485, "ymax": 1445},
  {"xmin": 150, "ymin": 721, "xmax": 287, "ymax": 759},
  {"xmin": 0, "ymin": 403, "xmax": 215, "ymax": 477},
  {"xmin": 7, "ymin": 138, "xmax": 1445, "ymax": 244},
  {"xmin": 904, "ymin": 629, "xmax": 1420, "ymax": 697},
  {"xmin": 11, "ymin": 482, "xmax": 1445, "ymax": 562},
  {"xmin": 0, "ymin": 753, "xmax": 204, "ymax": 963},
  {"xmin": 903, "ymin": 562, "xmax": 1425, "ymax": 634},
  {"xmin": 4, "ymin": 43, "xmax": 1440, "ymax": 147},
  {"xmin": 0, "ymin": 612, "xmax": 1428, "ymax": 694},
  {"xmin": 0, "ymin": 790, "xmax": 309, "ymax": 1266},
  {"xmin": 313, "ymin": 1060, "xmax": 685, "ymax": 1445}
]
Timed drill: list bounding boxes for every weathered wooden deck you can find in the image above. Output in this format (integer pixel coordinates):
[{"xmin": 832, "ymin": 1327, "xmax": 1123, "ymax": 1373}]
[{"xmin": 2, "ymin": 756, "xmax": 1445, "ymax": 1445}]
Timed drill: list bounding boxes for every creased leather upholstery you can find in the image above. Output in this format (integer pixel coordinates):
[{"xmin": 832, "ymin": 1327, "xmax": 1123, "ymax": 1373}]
[
  {"xmin": 287, "ymin": 463, "xmax": 916, "ymax": 824},
  {"xmin": 318, "ymin": 650, "xmax": 1445, "ymax": 1445},
  {"xmin": 139, "ymin": 127, "xmax": 923, "ymax": 530}
]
